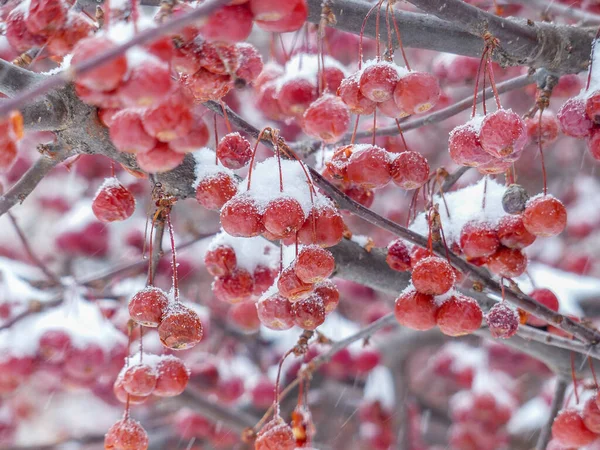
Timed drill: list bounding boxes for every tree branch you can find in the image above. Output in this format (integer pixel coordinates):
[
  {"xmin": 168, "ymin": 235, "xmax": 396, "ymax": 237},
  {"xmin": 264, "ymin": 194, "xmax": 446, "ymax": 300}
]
[
  {"xmin": 536, "ymin": 378, "xmax": 567, "ymax": 450},
  {"xmin": 0, "ymin": 60, "xmax": 42, "ymax": 97}
]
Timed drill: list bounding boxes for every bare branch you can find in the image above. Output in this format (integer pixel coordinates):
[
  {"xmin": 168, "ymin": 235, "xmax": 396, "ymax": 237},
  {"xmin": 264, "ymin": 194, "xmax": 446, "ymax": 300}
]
[
  {"xmin": 536, "ymin": 378, "xmax": 567, "ymax": 450},
  {"xmin": 0, "ymin": 59, "xmax": 42, "ymax": 97},
  {"xmin": 505, "ymin": 0, "xmax": 600, "ymax": 24}
]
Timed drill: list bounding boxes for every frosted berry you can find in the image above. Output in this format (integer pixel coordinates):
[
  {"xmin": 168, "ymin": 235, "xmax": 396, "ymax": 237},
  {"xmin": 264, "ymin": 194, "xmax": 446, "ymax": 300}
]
[
  {"xmin": 262, "ymin": 197, "xmax": 305, "ymax": 239},
  {"xmin": 524, "ymin": 111, "xmax": 559, "ymax": 146},
  {"xmin": 71, "ymin": 37, "xmax": 128, "ymax": 92},
  {"xmin": 109, "ymin": 110, "xmax": 157, "ymax": 154},
  {"xmin": 294, "ymin": 245, "xmax": 335, "ymax": 284},
  {"xmin": 220, "ymin": 195, "xmax": 265, "ymax": 237},
  {"xmin": 204, "ymin": 245, "xmax": 237, "ymax": 277},
  {"xmin": 253, "ymin": 265, "xmax": 278, "ymax": 295},
  {"xmin": 199, "ymin": 4, "xmax": 254, "ymax": 43},
  {"xmin": 158, "ymin": 303, "xmax": 203, "ymax": 350},
  {"xmin": 255, "ymin": 416, "xmax": 296, "ymax": 450},
  {"xmin": 291, "ymin": 294, "xmax": 326, "ymax": 330},
  {"xmin": 522, "ymin": 196, "xmax": 567, "ymax": 237},
  {"xmin": 213, "ymin": 269, "xmax": 254, "ymax": 303},
  {"xmin": 449, "ymin": 123, "xmax": 494, "ymax": 167},
  {"xmin": 38, "ymin": 329, "xmax": 71, "ymax": 362},
  {"xmin": 390, "ymin": 151, "xmax": 430, "ymax": 190},
  {"xmin": 459, "ymin": 221, "xmax": 499, "ymax": 259},
  {"xmin": 346, "ymin": 145, "xmax": 391, "ymax": 189},
  {"xmin": 104, "ymin": 418, "xmax": 149, "ymax": 450},
  {"xmin": 253, "ymin": 0, "xmax": 308, "ymax": 33},
  {"xmin": 257, "ymin": 294, "xmax": 295, "ymax": 330},
  {"xmin": 136, "ymin": 143, "xmax": 185, "ymax": 173},
  {"xmin": 303, "ymin": 94, "xmax": 351, "ymax": 144},
  {"xmin": 297, "ymin": 204, "xmax": 345, "ymax": 248},
  {"xmin": 486, "ymin": 246, "xmax": 527, "ymax": 278},
  {"xmin": 235, "ymin": 43, "xmax": 264, "ymax": 84},
  {"xmin": 249, "ymin": 0, "xmax": 298, "ymax": 21},
  {"xmin": 169, "ymin": 116, "xmax": 210, "ymax": 154},
  {"xmin": 502, "ymin": 184, "xmax": 529, "ymax": 214},
  {"xmin": 359, "ymin": 63, "xmax": 400, "ymax": 103},
  {"xmin": 277, "ymin": 78, "xmax": 318, "ymax": 117},
  {"xmin": 129, "ymin": 287, "xmax": 169, "ymax": 327},
  {"xmin": 92, "ymin": 179, "xmax": 135, "ymax": 223},
  {"xmin": 527, "ymin": 288, "xmax": 560, "ymax": 327},
  {"xmin": 216, "ymin": 133, "xmax": 252, "ymax": 170},
  {"xmin": 122, "ymin": 363, "xmax": 157, "ymax": 397},
  {"xmin": 412, "ymin": 256, "xmax": 455, "ymax": 296},
  {"xmin": 587, "ymin": 91, "xmax": 600, "ymax": 123},
  {"xmin": 386, "ymin": 239, "xmax": 411, "ymax": 271},
  {"xmin": 497, "ymin": 215, "xmax": 536, "ymax": 249},
  {"xmin": 315, "ymin": 280, "xmax": 340, "ymax": 314},
  {"xmin": 557, "ymin": 97, "xmax": 593, "ymax": 138},
  {"xmin": 587, "ymin": 127, "xmax": 600, "ymax": 160},
  {"xmin": 26, "ymin": 0, "xmax": 67, "ymax": 36},
  {"xmin": 154, "ymin": 357, "xmax": 190, "ymax": 397},
  {"xmin": 583, "ymin": 397, "xmax": 600, "ymax": 433},
  {"xmin": 479, "ymin": 109, "xmax": 526, "ymax": 159},
  {"xmin": 394, "ymin": 289, "xmax": 437, "ymax": 331},
  {"xmin": 118, "ymin": 59, "xmax": 173, "ymax": 107},
  {"xmin": 338, "ymin": 74, "xmax": 376, "ymax": 115},
  {"xmin": 277, "ymin": 266, "xmax": 314, "ymax": 301},
  {"xmin": 552, "ymin": 409, "xmax": 598, "ymax": 447},
  {"xmin": 6, "ymin": 9, "xmax": 48, "ymax": 54},
  {"xmin": 142, "ymin": 94, "xmax": 193, "ymax": 142},
  {"xmin": 436, "ymin": 295, "xmax": 483, "ymax": 336},
  {"xmin": 196, "ymin": 173, "xmax": 238, "ymax": 211},
  {"xmin": 393, "ymin": 71, "xmax": 440, "ymax": 115},
  {"xmin": 485, "ymin": 303, "xmax": 519, "ymax": 339},
  {"xmin": 185, "ymin": 68, "xmax": 230, "ymax": 103}
]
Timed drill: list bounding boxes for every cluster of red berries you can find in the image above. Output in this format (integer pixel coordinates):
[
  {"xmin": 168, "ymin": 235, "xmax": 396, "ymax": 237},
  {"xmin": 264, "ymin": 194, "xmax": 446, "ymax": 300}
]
[
  {"xmin": 323, "ymin": 143, "xmax": 430, "ymax": 207},
  {"xmin": 128, "ymin": 286, "xmax": 203, "ymax": 350},
  {"xmin": 338, "ymin": 60, "xmax": 441, "ymax": 119},
  {"xmin": 449, "ymin": 108, "xmax": 527, "ymax": 174},
  {"xmin": 91, "ymin": 177, "xmax": 136, "ymax": 223},
  {"xmin": 5, "ymin": 0, "xmax": 94, "ymax": 56},
  {"xmin": 551, "ymin": 392, "xmax": 600, "ymax": 447},
  {"xmin": 558, "ymin": 94, "xmax": 600, "ymax": 160},
  {"xmin": 258, "ymin": 246, "xmax": 339, "ymax": 331},
  {"xmin": 204, "ymin": 235, "xmax": 279, "ymax": 303},
  {"xmin": 0, "ymin": 111, "xmax": 23, "ymax": 171},
  {"xmin": 254, "ymin": 54, "xmax": 348, "ymax": 122},
  {"xmin": 113, "ymin": 353, "xmax": 190, "ymax": 405}
]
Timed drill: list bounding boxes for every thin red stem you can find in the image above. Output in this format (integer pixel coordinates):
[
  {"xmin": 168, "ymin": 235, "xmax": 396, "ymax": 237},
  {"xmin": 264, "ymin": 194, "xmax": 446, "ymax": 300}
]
[
  {"xmin": 390, "ymin": 1, "xmax": 411, "ymax": 69},
  {"xmin": 571, "ymin": 352, "xmax": 580, "ymax": 405},
  {"xmin": 538, "ymin": 110, "xmax": 548, "ymax": 196},
  {"xmin": 358, "ymin": 1, "xmax": 381, "ymax": 69},
  {"xmin": 471, "ymin": 48, "xmax": 489, "ymax": 118},
  {"xmin": 166, "ymin": 213, "xmax": 179, "ymax": 301},
  {"xmin": 351, "ymin": 115, "xmax": 360, "ymax": 145}
]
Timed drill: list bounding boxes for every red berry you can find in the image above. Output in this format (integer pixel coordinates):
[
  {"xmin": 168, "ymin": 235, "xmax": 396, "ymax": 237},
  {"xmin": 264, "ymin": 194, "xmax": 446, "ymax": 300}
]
[
  {"xmin": 524, "ymin": 111, "xmax": 559, "ymax": 146},
  {"xmin": 527, "ymin": 288, "xmax": 560, "ymax": 327},
  {"xmin": 255, "ymin": 417, "xmax": 296, "ymax": 450},
  {"xmin": 257, "ymin": 294, "xmax": 295, "ymax": 330},
  {"xmin": 6, "ymin": 8, "xmax": 47, "ymax": 54},
  {"xmin": 256, "ymin": 83, "xmax": 285, "ymax": 121},
  {"xmin": 196, "ymin": 172, "xmax": 238, "ymax": 211},
  {"xmin": 378, "ymin": 97, "xmax": 407, "ymax": 119},
  {"xmin": 26, "ymin": 0, "xmax": 67, "ymax": 36},
  {"xmin": 104, "ymin": 418, "xmax": 149, "ymax": 450},
  {"xmin": 552, "ymin": 409, "xmax": 598, "ymax": 447},
  {"xmin": 128, "ymin": 287, "xmax": 169, "ymax": 327},
  {"xmin": 254, "ymin": 0, "xmax": 308, "ymax": 33},
  {"xmin": 291, "ymin": 294, "xmax": 326, "ymax": 330},
  {"xmin": 393, "ymin": 71, "xmax": 440, "ymax": 115},
  {"xmin": 142, "ymin": 93, "xmax": 193, "ymax": 142},
  {"xmin": 118, "ymin": 59, "xmax": 173, "ymax": 107},
  {"xmin": 496, "ymin": 215, "xmax": 536, "ymax": 249},
  {"xmin": 213, "ymin": 269, "xmax": 255, "ymax": 304},
  {"xmin": 113, "ymin": 377, "xmax": 148, "ymax": 405},
  {"xmin": 522, "ymin": 196, "xmax": 567, "ymax": 237},
  {"xmin": 47, "ymin": 11, "xmax": 93, "ymax": 57},
  {"xmin": 136, "ymin": 143, "xmax": 185, "ymax": 173},
  {"xmin": 459, "ymin": 221, "xmax": 499, "ymax": 259},
  {"xmin": 322, "ymin": 66, "xmax": 346, "ymax": 93},
  {"xmin": 359, "ymin": 63, "xmax": 401, "ymax": 103},
  {"xmin": 64, "ymin": 343, "xmax": 105, "ymax": 381},
  {"xmin": 587, "ymin": 91, "xmax": 600, "ymax": 123},
  {"xmin": 228, "ymin": 300, "xmax": 261, "ymax": 333},
  {"xmin": 72, "ymin": 37, "xmax": 128, "ymax": 92},
  {"xmin": 204, "ymin": 245, "xmax": 237, "ymax": 277},
  {"xmin": 583, "ymin": 396, "xmax": 600, "ymax": 433},
  {"xmin": 338, "ymin": 73, "xmax": 376, "ymax": 115},
  {"xmin": 253, "ymin": 265, "xmax": 278, "ymax": 295},
  {"xmin": 250, "ymin": 0, "xmax": 297, "ymax": 21},
  {"xmin": 158, "ymin": 303, "xmax": 203, "ymax": 350},
  {"xmin": 235, "ymin": 43, "xmax": 264, "ymax": 84},
  {"xmin": 277, "ymin": 78, "xmax": 318, "ymax": 118},
  {"xmin": 412, "ymin": 256, "xmax": 455, "ymax": 296},
  {"xmin": 198, "ymin": 41, "xmax": 240, "ymax": 76},
  {"xmin": 0, "ymin": 141, "xmax": 17, "ymax": 171},
  {"xmin": 277, "ymin": 266, "xmax": 314, "ymax": 301},
  {"xmin": 109, "ymin": 110, "xmax": 157, "ymax": 154},
  {"xmin": 478, "ymin": 109, "xmax": 526, "ymax": 159},
  {"xmin": 557, "ymin": 97, "xmax": 593, "ymax": 138},
  {"xmin": 436, "ymin": 295, "xmax": 483, "ymax": 336},
  {"xmin": 346, "ymin": 145, "xmax": 391, "ymax": 189},
  {"xmin": 449, "ymin": 123, "xmax": 494, "ymax": 167},
  {"xmin": 390, "ymin": 151, "xmax": 430, "ymax": 190},
  {"xmin": 293, "ymin": 245, "xmax": 335, "ymax": 283},
  {"xmin": 199, "ymin": 4, "xmax": 254, "ymax": 43},
  {"xmin": 122, "ymin": 363, "xmax": 157, "ymax": 397},
  {"xmin": 216, "ymin": 132, "xmax": 252, "ymax": 169},
  {"xmin": 154, "ymin": 356, "xmax": 190, "ymax": 397},
  {"xmin": 262, "ymin": 197, "xmax": 305, "ymax": 239},
  {"xmin": 92, "ymin": 179, "xmax": 135, "ymax": 223},
  {"xmin": 587, "ymin": 127, "xmax": 600, "ymax": 160},
  {"xmin": 394, "ymin": 289, "xmax": 437, "ymax": 330},
  {"xmin": 169, "ymin": 115, "xmax": 210, "ymax": 154},
  {"xmin": 486, "ymin": 246, "xmax": 527, "ymax": 278},
  {"xmin": 297, "ymin": 204, "xmax": 345, "ymax": 248},
  {"xmin": 485, "ymin": 303, "xmax": 519, "ymax": 339},
  {"xmin": 386, "ymin": 239, "xmax": 411, "ymax": 271},
  {"xmin": 220, "ymin": 195, "xmax": 265, "ymax": 237},
  {"xmin": 314, "ymin": 280, "xmax": 340, "ymax": 314},
  {"xmin": 38, "ymin": 329, "xmax": 71, "ymax": 363},
  {"xmin": 303, "ymin": 94, "xmax": 351, "ymax": 144}
]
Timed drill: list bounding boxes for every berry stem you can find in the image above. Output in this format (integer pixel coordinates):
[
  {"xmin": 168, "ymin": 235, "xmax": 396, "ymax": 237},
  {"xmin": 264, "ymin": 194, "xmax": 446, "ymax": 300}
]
[
  {"xmin": 375, "ymin": 0, "xmax": 384, "ymax": 61},
  {"xmin": 486, "ymin": 57, "xmax": 502, "ymax": 110},
  {"xmin": 471, "ymin": 48, "xmax": 489, "ymax": 118},
  {"xmin": 166, "ymin": 212, "xmax": 179, "ymax": 301},
  {"xmin": 372, "ymin": 108, "xmax": 377, "ymax": 146},
  {"xmin": 351, "ymin": 115, "xmax": 360, "ymax": 145},
  {"xmin": 213, "ymin": 113, "xmax": 219, "ymax": 165},
  {"xmin": 246, "ymin": 128, "xmax": 270, "ymax": 190},
  {"xmin": 131, "ymin": 0, "xmax": 139, "ymax": 33},
  {"xmin": 220, "ymin": 100, "xmax": 232, "ymax": 134},
  {"xmin": 394, "ymin": 119, "xmax": 409, "ymax": 151},
  {"xmin": 537, "ymin": 109, "xmax": 548, "ymax": 196},
  {"xmin": 358, "ymin": 1, "xmax": 381, "ymax": 69},
  {"xmin": 589, "ymin": 356, "xmax": 599, "ymax": 389},
  {"xmin": 571, "ymin": 351, "xmax": 580, "ymax": 405},
  {"xmin": 390, "ymin": 1, "xmax": 411, "ymax": 70}
]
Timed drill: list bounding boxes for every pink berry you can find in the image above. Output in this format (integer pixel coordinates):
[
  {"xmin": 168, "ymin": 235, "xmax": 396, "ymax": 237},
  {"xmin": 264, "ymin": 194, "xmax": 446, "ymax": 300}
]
[
  {"xmin": 118, "ymin": 59, "xmax": 173, "ymax": 107},
  {"xmin": 122, "ymin": 363, "xmax": 157, "ymax": 397},
  {"xmin": 220, "ymin": 195, "xmax": 265, "ymax": 237},
  {"xmin": 128, "ymin": 287, "xmax": 169, "ymax": 327},
  {"xmin": 104, "ymin": 418, "xmax": 149, "ymax": 450},
  {"xmin": 459, "ymin": 221, "xmax": 499, "ymax": 259},
  {"xmin": 393, "ymin": 71, "xmax": 440, "ymax": 115},
  {"xmin": 557, "ymin": 97, "xmax": 593, "ymax": 138},
  {"xmin": 412, "ymin": 256, "xmax": 455, "ymax": 296},
  {"xmin": 109, "ymin": 110, "xmax": 157, "ymax": 154},
  {"xmin": 436, "ymin": 295, "xmax": 483, "ymax": 337},
  {"xmin": 71, "ymin": 37, "xmax": 128, "ymax": 92},
  {"xmin": 293, "ymin": 245, "xmax": 335, "ymax": 284},
  {"xmin": 92, "ymin": 179, "xmax": 135, "ymax": 223},
  {"xmin": 254, "ymin": 0, "xmax": 308, "ymax": 33},
  {"xmin": 527, "ymin": 288, "xmax": 560, "ymax": 327},
  {"xmin": 26, "ymin": 0, "xmax": 67, "ymax": 37},
  {"xmin": 486, "ymin": 246, "xmax": 527, "ymax": 278},
  {"xmin": 199, "ymin": 4, "xmax": 254, "ymax": 43},
  {"xmin": 346, "ymin": 145, "xmax": 391, "ymax": 189},
  {"xmin": 478, "ymin": 109, "xmax": 526, "ymax": 159},
  {"xmin": 485, "ymin": 303, "xmax": 519, "ymax": 339},
  {"xmin": 216, "ymin": 132, "xmax": 252, "ymax": 169},
  {"xmin": 390, "ymin": 151, "xmax": 430, "ymax": 190},
  {"xmin": 257, "ymin": 294, "xmax": 295, "ymax": 330},
  {"xmin": 154, "ymin": 357, "xmax": 190, "ymax": 397},
  {"xmin": 204, "ymin": 245, "xmax": 237, "ymax": 277},
  {"xmin": 136, "ymin": 143, "xmax": 185, "ymax": 173},
  {"xmin": 386, "ymin": 239, "xmax": 411, "ymax": 271},
  {"xmin": 196, "ymin": 173, "xmax": 238, "ymax": 211},
  {"xmin": 359, "ymin": 63, "xmax": 400, "ymax": 103},
  {"xmin": 522, "ymin": 196, "xmax": 567, "ymax": 237},
  {"xmin": 291, "ymin": 294, "xmax": 326, "ymax": 330},
  {"xmin": 277, "ymin": 78, "xmax": 318, "ymax": 118},
  {"xmin": 449, "ymin": 123, "xmax": 494, "ymax": 167},
  {"xmin": 262, "ymin": 197, "xmax": 305, "ymax": 239},
  {"xmin": 552, "ymin": 409, "xmax": 598, "ymax": 447},
  {"xmin": 158, "ymin": 303, "xmax": 203, "ymax": 350},
  {"xmin": 394, "ymin": 289, "xmax": 437, "ymax": 330},
  {"xmin": 338, "ymin": 73, "xmax": 376, "ymax": 115},
  {"xmin": 303, "ymin": 94, "xmax": 351, "ymax": 144},
  {"xmin": 142, "ymin": 93, "xmax": 193, "ymax": 142}
]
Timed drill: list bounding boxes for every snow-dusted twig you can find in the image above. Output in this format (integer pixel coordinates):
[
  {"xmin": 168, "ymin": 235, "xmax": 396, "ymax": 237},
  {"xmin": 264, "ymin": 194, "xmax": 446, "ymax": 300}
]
[
  {"xmin": 505, "ymin": 0, "xmax": 600, "ymax": 25},
  {"xmin": 536, "ymin": 378, "xmax": 567, "ymax": 450}
]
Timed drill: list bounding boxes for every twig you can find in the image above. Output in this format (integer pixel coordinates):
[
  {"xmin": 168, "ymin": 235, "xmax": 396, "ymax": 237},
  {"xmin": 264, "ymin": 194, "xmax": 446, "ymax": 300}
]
[
  {"xmin": 441, "ymin": 166, "xmax": 470, "ymax": 192},
  {"xmin": 504, "ymin": 0, "xmax": 600, "ymax": 24},
  {"xmin": 536, "ymin": 378, "xmax": 567, "ymax": 450},
  {"xmin": 7, "ymin": 212, "xmax": 61, "ymax": 285}
]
